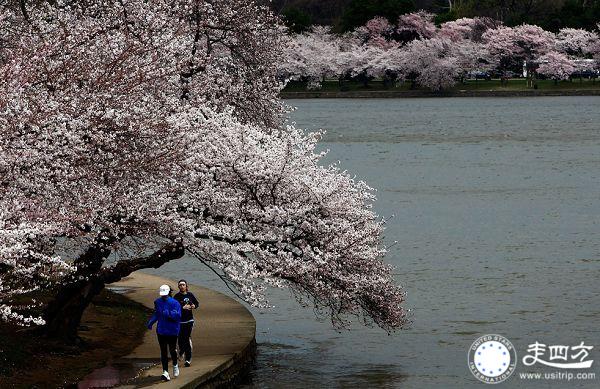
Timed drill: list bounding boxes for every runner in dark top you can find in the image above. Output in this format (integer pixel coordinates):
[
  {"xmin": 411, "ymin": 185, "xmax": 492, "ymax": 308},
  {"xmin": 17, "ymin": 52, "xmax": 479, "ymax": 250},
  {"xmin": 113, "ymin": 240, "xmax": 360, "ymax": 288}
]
[{"xmin": 173, "ymin": 279, "xmax": 199, "ymax": 366}]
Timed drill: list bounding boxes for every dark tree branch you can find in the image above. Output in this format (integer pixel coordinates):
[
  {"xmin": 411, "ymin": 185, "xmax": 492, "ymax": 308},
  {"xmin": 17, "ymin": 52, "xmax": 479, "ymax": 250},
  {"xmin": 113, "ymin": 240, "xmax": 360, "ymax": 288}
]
[
  {"xmin": 19, "ymin": 0, "xmax": 29, "ymax": 22},
  {"xmin": 43, "ymin": 241, "xmax": 184, "ymax": 340},
  {"xmin": 101, "ymin": 241, "xmax": 185, "ymax": 284}
]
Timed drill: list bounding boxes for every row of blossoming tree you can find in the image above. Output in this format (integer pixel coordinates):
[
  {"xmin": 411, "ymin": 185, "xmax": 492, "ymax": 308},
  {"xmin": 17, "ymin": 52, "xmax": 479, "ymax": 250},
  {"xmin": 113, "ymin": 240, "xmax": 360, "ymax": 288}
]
[
  {"xmin": 0, "ymin": 0, "xmax": 407, "ymax": 340},
  {"xmin": 279, "ymin": 11, "xmax": 600, "ymax": 91}
]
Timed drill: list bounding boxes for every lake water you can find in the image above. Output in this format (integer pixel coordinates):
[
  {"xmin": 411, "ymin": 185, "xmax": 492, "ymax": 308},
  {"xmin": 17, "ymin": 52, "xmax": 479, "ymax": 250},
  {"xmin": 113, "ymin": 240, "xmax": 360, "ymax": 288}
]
[{"xmin": 145, "ymin": 97, "xmax": 600, "ymax": 388}]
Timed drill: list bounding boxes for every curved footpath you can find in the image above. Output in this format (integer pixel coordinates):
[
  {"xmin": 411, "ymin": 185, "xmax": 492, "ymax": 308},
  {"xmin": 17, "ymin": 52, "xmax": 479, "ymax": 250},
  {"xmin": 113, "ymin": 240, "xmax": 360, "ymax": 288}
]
[{"xmin": 108, "ymin": 272, "xmax": 256, "ymax": 388}]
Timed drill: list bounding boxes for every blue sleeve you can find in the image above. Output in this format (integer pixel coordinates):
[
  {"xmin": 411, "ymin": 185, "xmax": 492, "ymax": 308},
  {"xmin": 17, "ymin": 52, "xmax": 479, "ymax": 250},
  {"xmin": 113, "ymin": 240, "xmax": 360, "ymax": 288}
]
[
  {"xmin": 164, "ymin": 299, "xmax": 181, "ymax": 321},
  {"xmin": 147, "ymin": 301, "xmax": 158, "ymax": 328},
  {"xmin": 172, "ymin": 300, "xmax": 182, "ymax": 321}
]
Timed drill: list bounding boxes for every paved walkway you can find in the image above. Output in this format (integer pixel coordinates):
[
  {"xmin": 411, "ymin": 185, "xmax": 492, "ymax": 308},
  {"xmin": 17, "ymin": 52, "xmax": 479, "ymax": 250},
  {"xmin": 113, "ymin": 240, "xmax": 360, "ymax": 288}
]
[{"xmin": 109, "ymin": 272, "xmax": 256, "ymax": 388}]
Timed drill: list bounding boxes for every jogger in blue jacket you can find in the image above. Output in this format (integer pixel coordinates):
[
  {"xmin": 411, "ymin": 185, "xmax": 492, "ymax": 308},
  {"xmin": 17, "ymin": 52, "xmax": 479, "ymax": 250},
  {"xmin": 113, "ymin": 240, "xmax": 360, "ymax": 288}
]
[{"xmin": 147, "ymin": 284, "xmax": 182, "ymax": 381}]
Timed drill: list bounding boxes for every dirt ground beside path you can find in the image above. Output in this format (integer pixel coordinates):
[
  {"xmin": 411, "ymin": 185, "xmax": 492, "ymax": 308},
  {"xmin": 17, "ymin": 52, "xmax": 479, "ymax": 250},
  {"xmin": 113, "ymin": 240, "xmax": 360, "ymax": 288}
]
[
  {"xmin": 0, "ymin": 271, "xmax": 257, "ymax": 389},
  {"xmin": 0, "ymin": 289, "xmax": 150, "ymax": 389}
]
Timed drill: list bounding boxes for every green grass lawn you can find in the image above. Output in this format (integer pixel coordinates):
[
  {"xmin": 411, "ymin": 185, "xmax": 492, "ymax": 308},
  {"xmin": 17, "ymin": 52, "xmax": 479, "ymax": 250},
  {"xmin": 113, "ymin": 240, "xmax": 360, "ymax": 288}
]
[{"xmin": 283, "ymin": 78, "xmax": 600, "ymax": 93}]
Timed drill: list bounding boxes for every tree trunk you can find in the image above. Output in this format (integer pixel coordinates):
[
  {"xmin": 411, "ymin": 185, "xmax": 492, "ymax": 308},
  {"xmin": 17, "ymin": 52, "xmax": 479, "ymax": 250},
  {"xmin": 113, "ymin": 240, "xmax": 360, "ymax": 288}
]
[
  {"xmin": 338, "ymin": 76, "xmax": 347, "ymax": 91},
  {"xmin": 44, "ymin": 240, "xmax": 111, "ymax": 341},
  {"xmin": 43, "ymin": 241, "xmax": 185, "ymax": 341},
  {"xmin": 19, "ymin": 0, "xmax": 29, "ymax": 21},
  {"xmin": 44, "ymin": 277, "xmax": 106, "ymax": 341}
]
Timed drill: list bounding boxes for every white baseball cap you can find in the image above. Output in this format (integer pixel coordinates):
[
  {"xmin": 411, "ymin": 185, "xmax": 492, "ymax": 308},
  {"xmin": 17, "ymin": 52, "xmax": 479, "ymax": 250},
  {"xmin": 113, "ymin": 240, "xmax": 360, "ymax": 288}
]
[{"xmin": 159, "ymin": 284, "xmax": 170, "ymax": 296}]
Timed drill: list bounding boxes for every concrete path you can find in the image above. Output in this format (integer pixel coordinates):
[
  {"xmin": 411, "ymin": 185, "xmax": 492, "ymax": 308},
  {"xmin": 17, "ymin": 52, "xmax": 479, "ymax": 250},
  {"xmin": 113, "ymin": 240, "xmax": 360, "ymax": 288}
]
[{"xmin": 108, "ymin": 272, "xmax": 256, "ymax": 388}]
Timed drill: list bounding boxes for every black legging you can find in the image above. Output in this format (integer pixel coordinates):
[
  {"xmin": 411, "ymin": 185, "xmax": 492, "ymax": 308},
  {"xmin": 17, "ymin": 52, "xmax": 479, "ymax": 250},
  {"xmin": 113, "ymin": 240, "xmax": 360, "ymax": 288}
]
[
  {"xmin": 157, "ymin": 334, "xmax": 178, "ymax": 371},
  {"xmin": 178, "ymin": 322, "xmax": 194, "ymax": 361}
]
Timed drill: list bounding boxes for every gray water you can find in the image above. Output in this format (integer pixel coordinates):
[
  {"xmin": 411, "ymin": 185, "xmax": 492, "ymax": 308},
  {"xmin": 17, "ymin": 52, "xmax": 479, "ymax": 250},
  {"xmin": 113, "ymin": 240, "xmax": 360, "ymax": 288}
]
[{"xmin": 146, "ymin": 97, "xmax": 600, "ymax": 388}]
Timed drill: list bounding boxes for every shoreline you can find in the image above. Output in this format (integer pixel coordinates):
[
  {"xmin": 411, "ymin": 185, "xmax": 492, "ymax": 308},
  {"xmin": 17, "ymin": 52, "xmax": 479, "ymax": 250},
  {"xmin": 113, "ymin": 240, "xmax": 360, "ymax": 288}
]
[
  {"xmin": 280, "ymin": 89, "xmax": 600, "ymax": 99},
  {"xmin": 105, "ymin": 272, "xmax": 256, "ymax": 388}
]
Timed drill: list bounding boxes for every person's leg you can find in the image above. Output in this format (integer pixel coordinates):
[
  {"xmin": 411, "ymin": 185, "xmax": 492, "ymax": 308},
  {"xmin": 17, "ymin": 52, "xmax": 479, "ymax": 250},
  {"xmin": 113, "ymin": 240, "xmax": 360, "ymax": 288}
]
[
  {"xmin": 186, "ymin": 322, "xmax": 194, "ymax": 361},
  {"xmin": 157, "ymin": 334, "xmax": 169, "ymax": 372},
  {"xmin": 178, "ymin": 323, "xmax": 193, "ymax": 361},
  {"xmin": 177, "ymin": 325, "xmax": 187, "ymax": 359},
  {"xmin": 168, "ymin": 335, "xmax": 178, "ymax": 367}
]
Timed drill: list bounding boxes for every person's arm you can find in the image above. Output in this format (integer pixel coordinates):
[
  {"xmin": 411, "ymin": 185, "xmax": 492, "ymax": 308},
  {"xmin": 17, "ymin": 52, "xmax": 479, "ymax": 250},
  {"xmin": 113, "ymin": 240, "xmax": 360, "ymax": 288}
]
[
  {"xmin": 173, "ymin": 294, "xmax": 184, "ymax": 310},
  {"xmin": 147, "ymin": 302, "xmax": 158, "ymax": 329},
  {"xmin": 163, "ymin": 299, "xmax": 181, "ymax": 321},
  {"xmin": 173, "ymin": 293, "xmax": 182, "ymax": 306},
  {"xmin": 169, "ymin": 300, "xmax": 182, "ymax": 321},
  {"xmin": 190, "ymin": 293, "xmax": 199, "ymax": 309}
]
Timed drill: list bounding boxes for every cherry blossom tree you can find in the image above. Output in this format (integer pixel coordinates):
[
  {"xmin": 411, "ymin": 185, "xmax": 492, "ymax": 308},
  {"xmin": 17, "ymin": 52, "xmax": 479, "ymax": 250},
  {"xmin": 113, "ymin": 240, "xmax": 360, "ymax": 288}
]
[
  {"xmin": 333, "ymin": 33, "xmax": 365, "ymax": 85},
  {"xmin": 350, "ymin": 18, "xmax": 402, "ymax": 85},
  {"xmin": 279, "ymin": 26, "xmax": 343, "ymax": 86},
  {"xmin": 0, "ymin": 0, "xmax": 407, "ymax": 339},
  {"xmin": 483, "ymin": 24, "xmax": 556, "ymax": 86},
  {"xmin": 362, "ymin": 45, "xmax": 405, "ymax": 86},
  {"xmin": 282, "ymin": 15, "xmax": 599, "ymax": 91},
  {"xmin": 396, "ymin": 11, "xmax": 437, "ymax": 42},
  {"xmin": 439, "ymin": 17, "xmax": 499, "ymax": 42},
  {"xmin": 439, "ymin": 18, "xmax": 473, "ymax": 42},
  {"xmin": 365, "ymin": 16, "xmax": 394, "ymax": 42},
  {"xmin": 556, "ymin": 28, "xmax": 600, "ymax": 57},
  {"xmin": 594, "ymin": 23, "xmax": 600, "ymax": 59},
  {"xmin": 452, "ymin": 40, "xmax": 489, "ymax": 81},
  {"xmin": 536, "ymin": 51, "xmax": 576, "ymax": 83},
  {"xmin": 402, "ymin": 38, "xmax": 461, "ymax": 90}
]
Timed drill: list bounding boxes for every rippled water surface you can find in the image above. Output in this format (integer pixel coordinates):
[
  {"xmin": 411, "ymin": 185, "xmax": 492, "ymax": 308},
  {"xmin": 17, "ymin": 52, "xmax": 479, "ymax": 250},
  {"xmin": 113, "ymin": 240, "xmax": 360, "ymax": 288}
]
[{"xmin": 146, "ymin": 97, "xmax": 600, "ymax": 388}]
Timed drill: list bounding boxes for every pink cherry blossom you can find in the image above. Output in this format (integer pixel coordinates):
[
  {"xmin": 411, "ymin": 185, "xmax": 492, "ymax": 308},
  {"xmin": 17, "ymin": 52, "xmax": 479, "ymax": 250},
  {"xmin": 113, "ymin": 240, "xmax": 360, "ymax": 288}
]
[
  {"xmin": 365, "ymin": 17, "xmax": 394, "ymax": 38},
  {"xmin": 556, "ymin": 28, "xmax": 600, "ymax": 56},
  {"xmin": 0, "ymin": 1, "xmax": 408, "ymax": 335},
  {"xmin": 402, "ymin": 38, "xmax": 461, "ymax": 90},
  {"xmin": 483, "ymin": 24, "xmax": 556, "ymax": 81},
  {"xmin": 439, "ymin": 17, "xmax": 499, "ymax": 42},
  {"xmin": 537, "ymin": 51, "xmax": 576, "ymax": 81},
  {"xmin": 484, "ymin": 24, "xmax": 555, "ymax": 62},
  {"xmin": 279, "ymin": 26, "xmax": 344, "ymax": 85},
  {"xmin": 397, "ymin": 11, "xmax": 437, "ymax": 41}
]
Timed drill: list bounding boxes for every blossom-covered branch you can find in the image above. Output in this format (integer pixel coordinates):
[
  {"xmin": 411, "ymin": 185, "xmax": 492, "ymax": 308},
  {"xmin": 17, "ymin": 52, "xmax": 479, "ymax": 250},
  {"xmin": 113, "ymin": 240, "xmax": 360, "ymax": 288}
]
[{"xmin": 0, "ymin": 0, "xmax": 407, "ymax": 337}]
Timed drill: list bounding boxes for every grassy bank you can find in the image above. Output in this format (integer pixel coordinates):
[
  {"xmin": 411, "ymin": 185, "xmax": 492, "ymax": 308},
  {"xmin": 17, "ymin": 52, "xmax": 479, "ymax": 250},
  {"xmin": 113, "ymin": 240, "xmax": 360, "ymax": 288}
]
[
  {"xmin": 0, "ymin": 289, "xmax": 150, "ymax": 388},
  {"xmin": 281, "ymin": 78, "xmax": 600, "ymax": 98}
]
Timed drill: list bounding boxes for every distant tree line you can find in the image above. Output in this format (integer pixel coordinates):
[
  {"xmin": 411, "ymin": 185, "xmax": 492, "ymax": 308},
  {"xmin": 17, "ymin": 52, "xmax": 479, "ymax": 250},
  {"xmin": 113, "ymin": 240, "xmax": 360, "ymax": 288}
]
[
  {"xmin": 278, "ymin": 13, "xmax": 600, "ymax": 91},
  {"xmin": 271, "ymin": 0, "xmax": 600, "ymax": 33}
]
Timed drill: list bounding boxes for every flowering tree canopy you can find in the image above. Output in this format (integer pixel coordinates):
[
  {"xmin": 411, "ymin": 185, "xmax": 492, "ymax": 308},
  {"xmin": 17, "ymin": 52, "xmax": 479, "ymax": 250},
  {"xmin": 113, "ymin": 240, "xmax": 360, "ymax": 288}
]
[
  {"xmin": 403, "ymin": 38, "xmax": 462, "ymax": 90},
  {"xmin": 556, "ymin": 28, "xmax": 600, "ymax": 57},
  {"xmin": 363, "ymin": 17, "xmax": 397, "ymax": 49},
  {"xmin": 365, "ymin": 16, "xmax": 394, "ymax": 38},
  {"xmin": 279, "ymin": 26, "xmax": 344, "ymax": 85},
  {"xmin": 439, "ymin": 17, "xmax": 499, "ymax": 43},
  {"xmin": 537, "ymin": 51, "xmax": 576, "ymax": 81},
  {"xmin": 0, "ymin": 0, "xmax": 407, "ymax": 338},
  {"xmin": 483, "ymin": 25, "xmax": 556, "ymax": 70},
  {"xmin": 282, "ymin": 14, "xmax": 600, "ymax": 91},
  {"xmin": 396, "ymin": 11, "xmax": 437, "ymax": 41}
]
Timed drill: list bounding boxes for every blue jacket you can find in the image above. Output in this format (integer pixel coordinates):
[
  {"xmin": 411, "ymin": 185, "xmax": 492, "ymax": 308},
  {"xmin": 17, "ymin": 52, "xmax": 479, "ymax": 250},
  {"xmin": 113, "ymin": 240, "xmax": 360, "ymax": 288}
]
[{"xmin": 147, "ymin": 296, "xmax": 182, "ymax": 336}]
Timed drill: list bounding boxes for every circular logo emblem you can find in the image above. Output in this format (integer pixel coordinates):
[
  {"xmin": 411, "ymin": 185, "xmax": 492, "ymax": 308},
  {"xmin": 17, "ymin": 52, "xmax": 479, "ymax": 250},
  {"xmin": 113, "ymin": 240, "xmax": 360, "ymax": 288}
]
[{"xmin": 468, "ymin": 334, "xmax": 517, "ymax": 384}]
